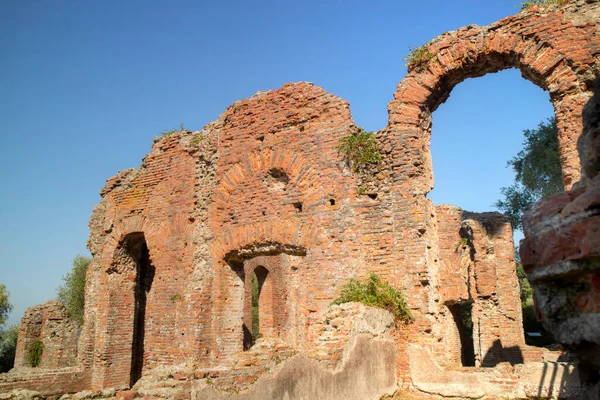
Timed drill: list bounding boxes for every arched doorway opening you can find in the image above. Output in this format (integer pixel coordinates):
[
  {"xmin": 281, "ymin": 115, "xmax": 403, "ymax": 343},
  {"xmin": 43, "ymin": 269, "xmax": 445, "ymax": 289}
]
[{"xmin": 110, "ymin": 232, "xmax": 155, "ymax": 386}]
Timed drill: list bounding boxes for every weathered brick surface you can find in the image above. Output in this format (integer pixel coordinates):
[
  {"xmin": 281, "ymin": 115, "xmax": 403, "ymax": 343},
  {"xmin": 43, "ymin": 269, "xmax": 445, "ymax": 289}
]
[
  {"xmin": 521, "ymin": 75, "xmax": 600, "ymax": 396},
  {"xmin": 14, "ymin": 300, "xmax": 78, "ymax": 369},
  {"xmin": 5, "ymin": 2, "xmax": 599, "ymax": 397},
  {"xmin": 435, "ymin": 206, "xmax": 545, "ymax": 368},
  {"xmin": 0, "ymin": 368, "xmax": 87, "ymax": 396}
]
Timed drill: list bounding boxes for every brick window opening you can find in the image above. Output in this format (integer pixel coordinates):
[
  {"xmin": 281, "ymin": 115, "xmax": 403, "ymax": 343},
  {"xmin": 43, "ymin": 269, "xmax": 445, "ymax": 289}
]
[
  {"xmin": 244, "ymin": 266, "xmax": 274, "ymax": 350},
  {"xmin": 122, "ymin": 233, "xmax": 155, "ymax": 386},
  {"xmin": 448, "ymin": 303, "xmax": 475, "ymax": 367}
]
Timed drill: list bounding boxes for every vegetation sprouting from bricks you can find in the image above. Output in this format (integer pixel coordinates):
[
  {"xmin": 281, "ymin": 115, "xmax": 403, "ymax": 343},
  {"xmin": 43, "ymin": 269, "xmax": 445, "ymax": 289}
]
[
  {"xmin": 160, "ymin": 123, "xmax": 187, "ymax": 137},
  {"xmin": 27, "ymin": 339, "xmax": 44, "ymax": 368},
  {"xmin": 404, "ymin": 42, "xmax": 436, "ymax": 72},
  {"xmin": 333, "ymin": 274, "xmax": 414, "ymax": 324},
  {"xmin": 337, "ymin": 128, "xmax": 382, "ymax": 172},
  {"xmin": 520, "ymin": 0, "xmax": 566, "ymax": 9}
]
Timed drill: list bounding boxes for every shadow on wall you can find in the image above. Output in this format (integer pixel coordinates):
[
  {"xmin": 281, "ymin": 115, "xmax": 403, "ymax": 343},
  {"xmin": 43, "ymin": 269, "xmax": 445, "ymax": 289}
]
[
  {"xmin": 481, "ymin": 339, "xmax": 523, "ymax": 366},
  {"xmin": 481, "ymin": 340, "xmax": 581, "ymax": 399}
]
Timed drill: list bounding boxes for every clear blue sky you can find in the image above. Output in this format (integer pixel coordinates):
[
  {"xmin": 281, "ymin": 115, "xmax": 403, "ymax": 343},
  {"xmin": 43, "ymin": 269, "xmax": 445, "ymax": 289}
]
[{"xmin": 0, "ymin": 0, "xmax": 554, "ymax": 325}]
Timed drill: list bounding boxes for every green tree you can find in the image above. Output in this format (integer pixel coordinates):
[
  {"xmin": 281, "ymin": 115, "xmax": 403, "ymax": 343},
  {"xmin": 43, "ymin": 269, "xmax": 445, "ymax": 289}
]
[
  {"xmin": 0, "ymin": 284, "xmax": 13, "ymax": 327},
  {"xmin": 0, "ymin": 285, "xmax": 16, "ymax": 373},
  {"xmin": 516, "ymin": 263, "xmax": 533, "ymax": 303},
  {"xmin": 0, "ymin": 325, "xmax": 18, "ymax": 373},
  {"xmin": 57, "ymin": 255, "xmax": 91, "ymax": 326},
  {"xmin": 494, "ymin": 117, "xmax": 564, "ymax": 230}
]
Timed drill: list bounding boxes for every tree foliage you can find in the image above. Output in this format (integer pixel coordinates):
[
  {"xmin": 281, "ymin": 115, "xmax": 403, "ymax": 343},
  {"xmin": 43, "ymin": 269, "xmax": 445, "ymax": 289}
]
[
  {"xmin": 57, "ymin": 255, "xmax": 91, "ymax": 326},
  {"xmin": 494, "ymin": 117, "xmax": 564, "ymax": 230},
  {"xmin": 0, "ymin": 285, "xmax": 16, "ymax": 373},
  {"xmin": 0, "ymin": 284, "xmax": 13, "ymax": 327},
  {"xmin": 516, "ymin": 263, "xmax": 533, "ymax": 303},
  {"xmin": 0, "ymin": 324, "xmax": 18, "ymax": 373}
]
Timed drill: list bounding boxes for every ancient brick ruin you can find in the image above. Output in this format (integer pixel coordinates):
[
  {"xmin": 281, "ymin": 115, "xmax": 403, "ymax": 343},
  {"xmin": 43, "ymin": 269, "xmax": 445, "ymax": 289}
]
[
  {"xmin": 13, "ymin": 301, "xmax": 78, "ymax": 370},
  {"xmin": 2, "ymin": 1, "xmax": 599, "ymax": 398}
]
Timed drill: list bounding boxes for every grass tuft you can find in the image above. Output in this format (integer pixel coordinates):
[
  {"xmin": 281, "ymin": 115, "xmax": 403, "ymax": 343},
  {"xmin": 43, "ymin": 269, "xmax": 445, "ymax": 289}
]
[
  {"xmin": 404, "ymin": 42, "xmax": 436, "ymax": 72},
  {"xmin": 520, "ymin": 0, "xmax": 566, "ymax": 9}
]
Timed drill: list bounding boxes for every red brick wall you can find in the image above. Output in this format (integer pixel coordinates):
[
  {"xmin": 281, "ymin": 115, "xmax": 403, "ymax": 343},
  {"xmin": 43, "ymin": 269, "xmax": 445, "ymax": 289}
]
[
  {"xmin": 13, "ymin": 2, "xmax": 594, "ymax": 394},
  {"xmin": 14, "ymin": 300, "xmax": 78, "ymax": 369},
  {"xmin": 0, "ymin": 368, "xmax": 88, "ymax": 396}
]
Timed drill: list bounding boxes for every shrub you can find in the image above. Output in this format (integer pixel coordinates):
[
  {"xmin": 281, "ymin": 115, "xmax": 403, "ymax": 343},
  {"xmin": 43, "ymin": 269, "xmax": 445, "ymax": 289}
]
[
  {"xmin": 333, "ymin": 274, "xmax": 414, "ymax": 324},
  {"xmin": 337, "ymin": 129, "xmax": 382, "ymax": 172},
  {"xmin": 404, "ymin": 42, "xmax": 436, "ymax": 72},
  {"xmin": 27, "ymin": 339, "xmax": 44, "ymax": 367},
  {"xmin": 520, "ymin": 0, "xmax": 566, "ymax": 9}
]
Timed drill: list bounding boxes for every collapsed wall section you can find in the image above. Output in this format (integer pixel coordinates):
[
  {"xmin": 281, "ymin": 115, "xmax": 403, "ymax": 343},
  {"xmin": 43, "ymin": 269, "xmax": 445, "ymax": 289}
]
[
  {"xmin": 14, "ymin": 300, "xmax": 78, "ymax": 369},
  {"xmin": 434, "ymin": 206, "xmax": 544, "ymax": 368}
]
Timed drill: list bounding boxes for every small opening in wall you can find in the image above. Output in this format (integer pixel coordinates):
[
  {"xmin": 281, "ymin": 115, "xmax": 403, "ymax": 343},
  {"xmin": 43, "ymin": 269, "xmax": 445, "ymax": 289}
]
[
  {"xmin": 293, "ymin": 202, "xmax": 303, "ymax": 213},
  {"xmin": 262, "ymin": 210, "xmax": 266, "ymax": 216},
  {"xmin": 230, "ymin": 215, "xmax": 236, "ymax": 221},
  {"xmin": 329, "ymin": 199, "xmax": 335, "ymax": 206},
  {"xmin": 268, "ymin": 168, "xmax": 290, "ymax": 184},
  {"xmin": 257, "ymin": 135, "xmax": 265, "ymax": 142},
  {"xmin": 367, "ymin": 193, "xmax": 378, "ymax": 200}
]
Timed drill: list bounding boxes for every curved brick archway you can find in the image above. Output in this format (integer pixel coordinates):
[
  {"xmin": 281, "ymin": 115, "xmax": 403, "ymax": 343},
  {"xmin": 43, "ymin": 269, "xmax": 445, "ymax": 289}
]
[{"xmin": 386, "ymin": 12, "xmax": 598, "ymax": 190}]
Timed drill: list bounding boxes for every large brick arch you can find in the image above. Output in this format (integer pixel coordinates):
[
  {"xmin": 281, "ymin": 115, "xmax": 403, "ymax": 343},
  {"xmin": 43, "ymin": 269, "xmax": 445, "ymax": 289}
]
[{"xmin": 386, "ymin": 15, "xmax": 597, "ymax": 190}]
